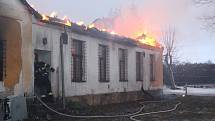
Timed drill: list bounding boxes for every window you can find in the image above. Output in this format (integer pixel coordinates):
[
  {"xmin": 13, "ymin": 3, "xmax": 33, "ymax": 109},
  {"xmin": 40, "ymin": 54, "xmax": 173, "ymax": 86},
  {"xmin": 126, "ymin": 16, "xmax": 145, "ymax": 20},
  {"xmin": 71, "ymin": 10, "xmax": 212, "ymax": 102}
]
[
  {"xmin": 98, "ymin": 45, "xmax": 109, "ymax": 82},
  {"xmin": 119, "ymin": 48, "xmax": 128, "ymax": 82},
  {"xmin": 0, "ymin": 40, "xmax": 6, "ymax": 82},
  {"xmin": 150, "ymin": 54, "xmax": 155, "ymax": 81},
  {"xmin": 136, "ymin": 52, "xmax": 144, "ymax": 81},
  {"xmin": 72, "ymin": 39, "xmax": 86, "ymax": 82}
]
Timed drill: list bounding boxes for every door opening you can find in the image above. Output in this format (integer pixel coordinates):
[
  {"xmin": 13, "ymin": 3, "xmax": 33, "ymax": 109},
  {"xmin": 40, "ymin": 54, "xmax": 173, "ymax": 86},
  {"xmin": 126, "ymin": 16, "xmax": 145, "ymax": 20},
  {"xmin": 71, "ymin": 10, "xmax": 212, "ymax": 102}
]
[{"xmin": 34, "ymin": 50, "xmax": 54, "ymax": 97}]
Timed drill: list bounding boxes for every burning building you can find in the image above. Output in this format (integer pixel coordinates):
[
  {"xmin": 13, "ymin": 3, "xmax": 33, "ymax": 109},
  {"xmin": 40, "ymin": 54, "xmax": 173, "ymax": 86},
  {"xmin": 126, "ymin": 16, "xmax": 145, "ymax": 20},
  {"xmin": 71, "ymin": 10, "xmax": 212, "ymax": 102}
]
[{"xmin": 0, "ymin": 0, "xmax": 163, "ymax": 105}]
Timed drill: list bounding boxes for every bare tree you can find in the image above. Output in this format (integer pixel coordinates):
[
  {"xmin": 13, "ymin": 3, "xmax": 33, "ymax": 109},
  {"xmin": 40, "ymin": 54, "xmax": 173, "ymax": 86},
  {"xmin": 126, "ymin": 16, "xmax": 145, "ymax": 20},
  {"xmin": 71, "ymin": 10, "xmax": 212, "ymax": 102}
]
[{"xmin": 162, "ymin": 26, "xmax": 177, "ymax": 89}]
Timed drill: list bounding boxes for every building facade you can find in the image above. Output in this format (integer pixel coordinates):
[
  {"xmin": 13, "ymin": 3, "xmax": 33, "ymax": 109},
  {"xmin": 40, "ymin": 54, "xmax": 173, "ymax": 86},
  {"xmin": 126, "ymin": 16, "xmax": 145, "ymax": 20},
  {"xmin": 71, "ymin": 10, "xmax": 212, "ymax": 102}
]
[{"xmin": 0, "ymin": 0, "xmax": 163, "ymax": 105}]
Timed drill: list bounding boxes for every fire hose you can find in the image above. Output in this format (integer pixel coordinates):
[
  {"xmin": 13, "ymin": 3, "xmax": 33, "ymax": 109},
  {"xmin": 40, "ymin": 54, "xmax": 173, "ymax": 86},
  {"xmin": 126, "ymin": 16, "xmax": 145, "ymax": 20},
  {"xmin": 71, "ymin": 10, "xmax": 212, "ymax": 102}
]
[
  {"xmin": 129, "ymin": 102, "xmax": 181, "ymax": 121},
  {"xmin": 36, "ymin": 96, "xmax": 144, "ymax": 118},
  {"xmin": 36, "ymin": 96, "xmax": 181, "ymax": 119}
]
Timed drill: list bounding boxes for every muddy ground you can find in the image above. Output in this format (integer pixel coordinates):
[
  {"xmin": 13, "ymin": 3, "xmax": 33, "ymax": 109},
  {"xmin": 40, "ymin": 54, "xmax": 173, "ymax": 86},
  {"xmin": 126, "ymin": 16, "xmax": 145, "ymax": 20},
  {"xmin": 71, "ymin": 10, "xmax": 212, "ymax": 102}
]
[{"xmin": 25, "ymin": 96, "xmax": 215, "ymax": 121}]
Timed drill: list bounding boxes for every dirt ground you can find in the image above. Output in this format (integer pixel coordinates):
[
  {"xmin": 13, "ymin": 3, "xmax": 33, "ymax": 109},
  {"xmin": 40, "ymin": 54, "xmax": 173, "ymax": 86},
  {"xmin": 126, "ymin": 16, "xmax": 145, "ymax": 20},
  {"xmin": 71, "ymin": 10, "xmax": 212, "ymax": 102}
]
[{"xmin": 25, "ymin": 96, "xmax": 215, "ymax": 121}]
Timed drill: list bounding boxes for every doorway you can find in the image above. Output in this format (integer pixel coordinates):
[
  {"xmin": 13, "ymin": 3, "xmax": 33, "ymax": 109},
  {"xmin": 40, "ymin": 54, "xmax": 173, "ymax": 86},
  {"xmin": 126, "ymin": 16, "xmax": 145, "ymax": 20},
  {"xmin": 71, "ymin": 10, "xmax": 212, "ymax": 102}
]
[{"xmin": 34, "ymin": 50, "xmax": 53, "ymax": 97}]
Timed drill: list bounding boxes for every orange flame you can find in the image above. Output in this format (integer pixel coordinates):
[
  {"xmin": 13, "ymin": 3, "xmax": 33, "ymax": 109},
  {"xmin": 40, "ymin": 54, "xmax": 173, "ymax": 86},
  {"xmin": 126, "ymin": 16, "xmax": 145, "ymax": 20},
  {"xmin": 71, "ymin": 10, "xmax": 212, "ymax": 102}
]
[
  {"xmin": 136, "ymin": 32, "xmax": 161, "ymax": 47},
  {"xmin": 88, "ymin": 24, "xmax": 95, "ymax": 29},
  {"xmin": 77, "ymin": 21, "xmax": 84, "ymax": 26},
  {"xmin": 39, "ymin": 10, "xmax": 162, "ymax": 48},
  {"xmin": 62, "ymin": 16, "xmax": 72, "ymax": 26},
  {"xmin": 42, "ymin": 14, "xmax": 49, "ymax": 21}
]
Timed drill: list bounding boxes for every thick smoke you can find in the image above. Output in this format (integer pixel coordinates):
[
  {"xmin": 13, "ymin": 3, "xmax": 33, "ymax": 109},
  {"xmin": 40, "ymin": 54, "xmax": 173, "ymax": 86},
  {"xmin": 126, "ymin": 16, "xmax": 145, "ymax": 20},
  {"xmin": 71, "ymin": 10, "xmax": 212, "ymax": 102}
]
[{"xmin": 93, "ymin": 0, "xmax": 192, "ymax": 41}]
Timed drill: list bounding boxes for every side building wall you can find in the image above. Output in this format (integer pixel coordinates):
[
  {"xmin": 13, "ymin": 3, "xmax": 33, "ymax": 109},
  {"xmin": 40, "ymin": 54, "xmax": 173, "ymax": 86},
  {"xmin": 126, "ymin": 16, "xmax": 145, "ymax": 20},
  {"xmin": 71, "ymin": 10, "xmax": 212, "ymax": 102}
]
[
  {"xmin": 32, "ymin": 22, "xmax": 163, "ymax": 105},
  {"xmin": 0, "ymin": 0, "xmax": 33, "ymax": 97}
]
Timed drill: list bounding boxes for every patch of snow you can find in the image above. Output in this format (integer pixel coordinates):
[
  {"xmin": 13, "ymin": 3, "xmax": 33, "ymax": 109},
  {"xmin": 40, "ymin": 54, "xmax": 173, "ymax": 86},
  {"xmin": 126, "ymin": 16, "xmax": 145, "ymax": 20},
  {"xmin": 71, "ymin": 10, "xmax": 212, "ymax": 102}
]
[
  {"xmin": 187, "ymin": 87, "xmax": 215, "ymax": 96},
  {"xmin": 163, "ymin": 86, "xmax": 185, "ymax": 95},
  {"xmin": 163, "ymin": 86, "xmax": 215, "ymax": 96}
]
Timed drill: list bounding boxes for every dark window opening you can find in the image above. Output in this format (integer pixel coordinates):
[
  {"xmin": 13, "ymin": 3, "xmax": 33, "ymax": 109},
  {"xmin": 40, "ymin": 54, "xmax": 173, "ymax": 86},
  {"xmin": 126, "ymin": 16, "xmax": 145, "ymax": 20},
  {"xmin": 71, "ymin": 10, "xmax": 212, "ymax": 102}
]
[
  {"xmin": 72, "ymin": 40, "xmax": 85, "ymax": 82},
  {"xmin": 150, "ymin": 54, "xmax": 155, "ymax": 81},
  {"xmin": 98, "ymin": 45, "xmax": 109, "ymax": 82},
  {"xmin": 136, "ymin": 52, "xmax": 144, "ymax": 81},
  {"xmin": 119, "ymin": 48, "xmax": 128, "ymax": 82},
  {"xmin": 0, "ymin": 40, "xmax": 6, "ymax": 82}
]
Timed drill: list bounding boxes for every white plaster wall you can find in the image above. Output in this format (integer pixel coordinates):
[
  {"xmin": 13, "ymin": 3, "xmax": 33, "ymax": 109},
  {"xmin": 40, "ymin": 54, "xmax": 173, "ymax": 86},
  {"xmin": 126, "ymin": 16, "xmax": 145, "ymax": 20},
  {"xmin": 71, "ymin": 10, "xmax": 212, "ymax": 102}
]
[
  {"xmin": 64, "ymin": 33, "xmax": 163, "ymax": 97},
  {"xmin": 0, "ymin": 0, "xmax": 33, "ymax": 96},
  {"xmin": 32, "ymin": 23, "xmax": 163, "ymax": 97},
  {"xmin": 32, "ymin": 23, "xmax": 64, "ymax": 97}
]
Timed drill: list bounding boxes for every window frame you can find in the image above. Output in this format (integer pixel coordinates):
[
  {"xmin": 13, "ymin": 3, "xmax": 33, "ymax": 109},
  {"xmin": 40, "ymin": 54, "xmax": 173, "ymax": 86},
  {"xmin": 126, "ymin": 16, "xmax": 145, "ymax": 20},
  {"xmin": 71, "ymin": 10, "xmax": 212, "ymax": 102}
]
[
  {"xmin": 118, "ymin": 48, "xmax": 128, "ymax": 82},
  {"xmin": 71, "ymin": 39, "xmax": 86, "ymax": 82},
  {"xmin": 150, "ymin": 54, "xmax": 155, "ymax": 82},
  {"xmin": 0, "ymin": 40, "xmax": 6, "ymax": 82},
  {"xmin": 136, "ymin": 52, "xmax": 144, "ymax": 81},
  {"xmin": 98, "ymin": 44, "xmax": 109, "ymax": 82}
]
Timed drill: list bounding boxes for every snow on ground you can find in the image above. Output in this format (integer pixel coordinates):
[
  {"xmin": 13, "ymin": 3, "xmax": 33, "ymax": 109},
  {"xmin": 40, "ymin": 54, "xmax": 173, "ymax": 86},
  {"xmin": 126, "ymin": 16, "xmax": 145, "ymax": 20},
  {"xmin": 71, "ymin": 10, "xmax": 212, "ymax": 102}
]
[
  {"xmin": 163, "ymin": 87, "xmax": 185, "ymax": 95},
  {"xmin": 187, "ymin": 87, "xmax": 215, "ymax": 96},
  {"xmin": 163, "ymin": 86, "xmax": 215, "ymax": 96}
]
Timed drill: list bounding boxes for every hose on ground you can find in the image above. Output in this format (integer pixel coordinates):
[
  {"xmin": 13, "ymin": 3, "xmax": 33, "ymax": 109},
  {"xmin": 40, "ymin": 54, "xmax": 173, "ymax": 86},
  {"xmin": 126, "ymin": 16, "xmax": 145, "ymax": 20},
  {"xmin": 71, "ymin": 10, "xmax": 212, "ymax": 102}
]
[
  {"xmin": 129, "ymin": 101, "xmax": 181, "ymax": 121},
  {"xmin": 36, "ymin": 96, "xmax": 181, "ymax": 120},
  {"xmin": 36, "ymin": 96, "xmax": 144, "ymax": 118}
]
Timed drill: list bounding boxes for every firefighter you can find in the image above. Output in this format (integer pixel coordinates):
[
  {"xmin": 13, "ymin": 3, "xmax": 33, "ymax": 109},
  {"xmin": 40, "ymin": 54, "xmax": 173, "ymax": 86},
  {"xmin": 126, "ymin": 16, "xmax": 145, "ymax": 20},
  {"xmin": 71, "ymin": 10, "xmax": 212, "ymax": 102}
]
[{"xmin": 34, "ymin": 53, "xmax": 55, "ymax": 98}]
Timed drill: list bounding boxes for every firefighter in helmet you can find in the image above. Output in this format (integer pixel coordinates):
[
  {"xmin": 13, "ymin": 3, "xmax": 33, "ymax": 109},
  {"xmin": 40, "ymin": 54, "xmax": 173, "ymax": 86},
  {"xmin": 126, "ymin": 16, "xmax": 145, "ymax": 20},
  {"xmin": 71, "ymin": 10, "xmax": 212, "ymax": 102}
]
[{"xmin": 34, "ymin": 53, "xmax": 55, "ymax": 98}]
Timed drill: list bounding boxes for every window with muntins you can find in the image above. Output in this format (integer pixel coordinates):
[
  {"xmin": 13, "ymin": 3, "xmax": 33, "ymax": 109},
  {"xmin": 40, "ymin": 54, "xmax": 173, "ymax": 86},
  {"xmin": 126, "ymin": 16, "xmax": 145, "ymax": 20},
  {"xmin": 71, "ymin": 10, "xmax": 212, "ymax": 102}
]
[
  {"xmin": 98, "ymin": 45, "xmax": 109, "ymax": 82},
  {"xmin": 136, "ymin": 52, "xmax": 144, "ymax": 81},
  {"xmin": 0, "ymin": 40, "xmax": 6, "ymax": 82},
  {"xmin": 72, "ymin": 39, "xmax": 86, "ymax": 82},
  {"xmin": 119, "ymin": 48, "xmax": 128, "ymax": 82}
]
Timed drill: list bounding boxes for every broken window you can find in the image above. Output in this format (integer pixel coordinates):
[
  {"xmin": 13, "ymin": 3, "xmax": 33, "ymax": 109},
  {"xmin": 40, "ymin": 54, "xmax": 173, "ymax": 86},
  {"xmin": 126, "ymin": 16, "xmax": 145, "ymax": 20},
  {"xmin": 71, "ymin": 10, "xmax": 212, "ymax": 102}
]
[
  {"xmin": 136, "ymin": 52, "xmax": 144, "ymax": 81},
  {"xmin": 119, "ymin": 48, "xmax": 128, "ymax": 82},
  {"xmin": 150, "ymin": 54, "xmax": 155, "ymax": 81},
  {"xmin": 0, "ymin": 40, "xmax": 6, "ymax": 82},
  {"xmin": 72, "ymin": 39, "xmax": 86, "ymax": 82},
  {"xmin": 98, "ymin": 45, "xmax": 109, "ymax": 82}
]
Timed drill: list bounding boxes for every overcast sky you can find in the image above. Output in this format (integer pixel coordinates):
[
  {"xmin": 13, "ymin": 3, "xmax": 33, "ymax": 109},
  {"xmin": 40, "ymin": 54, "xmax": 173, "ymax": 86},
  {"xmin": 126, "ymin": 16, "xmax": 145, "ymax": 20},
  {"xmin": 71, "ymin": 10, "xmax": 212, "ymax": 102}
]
[{"xmin": 27, "ymin": 0, "xmax": 215, "ymax": 63}]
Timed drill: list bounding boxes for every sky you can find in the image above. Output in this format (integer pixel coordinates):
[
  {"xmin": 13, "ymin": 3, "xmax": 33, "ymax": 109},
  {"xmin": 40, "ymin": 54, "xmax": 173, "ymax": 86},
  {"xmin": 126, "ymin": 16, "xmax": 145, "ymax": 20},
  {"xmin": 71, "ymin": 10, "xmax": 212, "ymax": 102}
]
[{"xmin": 27, "ymin": 0, "xmax": 215, "ymax": 63}]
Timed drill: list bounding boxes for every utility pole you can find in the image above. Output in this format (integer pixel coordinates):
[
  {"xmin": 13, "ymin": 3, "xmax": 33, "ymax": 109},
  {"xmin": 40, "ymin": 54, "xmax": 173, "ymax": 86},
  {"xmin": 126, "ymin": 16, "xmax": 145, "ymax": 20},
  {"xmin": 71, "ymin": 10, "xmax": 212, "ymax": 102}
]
[{"xmin": 60, "ymin": 27, "xmax": 68, "ymax": 109}]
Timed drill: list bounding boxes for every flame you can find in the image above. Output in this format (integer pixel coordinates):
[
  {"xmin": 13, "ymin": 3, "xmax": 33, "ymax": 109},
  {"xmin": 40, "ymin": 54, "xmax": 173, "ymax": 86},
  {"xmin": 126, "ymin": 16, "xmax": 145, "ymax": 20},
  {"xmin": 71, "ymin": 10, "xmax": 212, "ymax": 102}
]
[
  {"xmin": 88, "ymin": 24, "xmax": 95, "ymax": 29},
  {"xmin": 42, "ymin": 14, "xmax": 49, "ymax": 21},
  {"xmin": 64, "ymin": 20, "xmax": 72, "ymax": 26},
  {"xmin": 77, "ymin": 21, "xmax": 84, "ymax": 26},
  {"xmin": 93, "ymin": 21, "xmax": 161, "ymax": 47},
  {"xmin": 50, "ymin": 11, "xmax": 57, "ymax": 18},
  {"xmin": 39, "ymin": 12, "xmax": 161, "ymax": 48},
  {"xmin": 62, "ymin": 16, "xmax": 72, "ymax": 26},
  {"xmin": 136, "ymin": 32, "xmax": 161, "ymax": 47}
]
